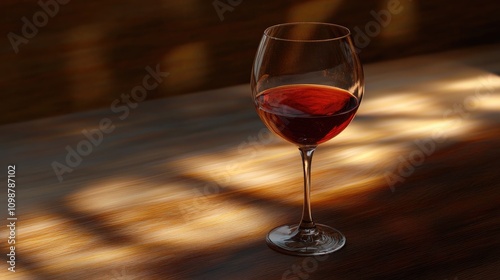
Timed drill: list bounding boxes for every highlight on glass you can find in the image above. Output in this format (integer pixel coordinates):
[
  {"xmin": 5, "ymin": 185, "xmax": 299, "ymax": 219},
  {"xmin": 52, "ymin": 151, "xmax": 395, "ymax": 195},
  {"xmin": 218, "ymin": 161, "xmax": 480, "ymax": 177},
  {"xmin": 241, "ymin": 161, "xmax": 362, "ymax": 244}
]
[{"xmin": 251, "ymin": 22, "xmax": 364, "ymax": 256}]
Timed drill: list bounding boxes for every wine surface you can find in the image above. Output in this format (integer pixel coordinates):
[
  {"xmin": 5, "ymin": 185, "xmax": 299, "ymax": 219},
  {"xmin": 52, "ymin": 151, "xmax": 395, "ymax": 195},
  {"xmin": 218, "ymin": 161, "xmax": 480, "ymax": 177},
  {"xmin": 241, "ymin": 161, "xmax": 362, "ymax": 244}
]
[{"xmin": 256, "ymin": 84, "xmax": 359, "ymax": 146}]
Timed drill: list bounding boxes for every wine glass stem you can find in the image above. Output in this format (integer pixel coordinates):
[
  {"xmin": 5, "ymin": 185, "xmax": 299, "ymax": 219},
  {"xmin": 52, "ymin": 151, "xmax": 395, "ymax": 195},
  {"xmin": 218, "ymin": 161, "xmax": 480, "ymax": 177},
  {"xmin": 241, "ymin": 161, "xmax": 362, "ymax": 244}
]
[{"xmin": 299, "ymin": 146, "xmax": 317, "ymax": 230}]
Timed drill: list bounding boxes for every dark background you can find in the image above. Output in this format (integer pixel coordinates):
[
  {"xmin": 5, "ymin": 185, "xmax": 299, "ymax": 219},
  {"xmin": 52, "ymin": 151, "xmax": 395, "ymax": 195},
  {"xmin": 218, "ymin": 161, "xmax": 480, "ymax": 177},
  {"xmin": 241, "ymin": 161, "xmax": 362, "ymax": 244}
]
[{"xmin": 1, "ymin": 0, "xmax": 499, "ymax": 125}]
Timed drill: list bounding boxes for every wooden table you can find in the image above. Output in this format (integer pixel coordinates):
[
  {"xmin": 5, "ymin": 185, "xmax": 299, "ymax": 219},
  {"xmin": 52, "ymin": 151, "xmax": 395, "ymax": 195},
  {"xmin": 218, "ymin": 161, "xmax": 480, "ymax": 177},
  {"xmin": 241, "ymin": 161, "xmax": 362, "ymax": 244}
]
[{"xmin": 1, "ymin": 44, "xmax": 499, "ymax": 279}]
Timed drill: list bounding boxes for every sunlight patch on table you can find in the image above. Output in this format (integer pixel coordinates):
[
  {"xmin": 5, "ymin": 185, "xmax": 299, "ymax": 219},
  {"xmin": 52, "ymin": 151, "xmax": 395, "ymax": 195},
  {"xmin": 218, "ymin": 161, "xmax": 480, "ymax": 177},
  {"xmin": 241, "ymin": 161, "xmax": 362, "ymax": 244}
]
[
  {"xmin": 82, "ymin": 196, "xmax": 280, "ymax": 249},
  {"xmin": 67, "ymin": 179, "xmax": 201, "ymax": 213},
  {"xmin": 475, "ymin": 94, "xmax": 500, "ymax": 111},
  {"xmin": 439, "ymin": 73, "xmax": 500, "ymax": 92},
  {"xmin": 0, "ymin": 269, "xmax": 34, "ymax": 280},
  {"xmin": 360, "ymin": 91, "xmax": 445, "ymax": 117},
  {"xmin": 7, "ymin": 212, "xmax": 142, "ymax": 275},
  {"xmin": 172, "ymin": 141, "xmax": 395, "ymax": 204}
]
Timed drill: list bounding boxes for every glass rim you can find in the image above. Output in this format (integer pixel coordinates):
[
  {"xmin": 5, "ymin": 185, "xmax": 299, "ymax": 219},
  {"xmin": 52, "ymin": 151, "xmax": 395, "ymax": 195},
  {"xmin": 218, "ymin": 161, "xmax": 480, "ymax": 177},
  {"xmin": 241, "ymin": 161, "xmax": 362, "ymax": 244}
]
[{"xmin": 263, "ymin": 22, "xmax": 351, "ymax": 42}]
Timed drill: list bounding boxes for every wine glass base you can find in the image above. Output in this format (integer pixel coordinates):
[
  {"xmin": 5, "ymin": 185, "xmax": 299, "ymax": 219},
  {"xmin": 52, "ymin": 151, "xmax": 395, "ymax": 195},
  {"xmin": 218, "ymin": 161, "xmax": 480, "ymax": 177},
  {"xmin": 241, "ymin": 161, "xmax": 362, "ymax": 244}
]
[{"xmin": 266, "ymin": 224, "xmax": 346, "ymax": 256}]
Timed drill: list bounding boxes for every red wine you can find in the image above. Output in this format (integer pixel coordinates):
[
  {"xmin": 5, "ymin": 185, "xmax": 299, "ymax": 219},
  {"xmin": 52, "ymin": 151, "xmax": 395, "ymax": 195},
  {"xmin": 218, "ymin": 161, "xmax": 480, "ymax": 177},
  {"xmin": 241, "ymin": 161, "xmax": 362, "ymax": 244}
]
[{"xmin": 255, "ymin": 84, "xmax": 359, "ymax": 146}]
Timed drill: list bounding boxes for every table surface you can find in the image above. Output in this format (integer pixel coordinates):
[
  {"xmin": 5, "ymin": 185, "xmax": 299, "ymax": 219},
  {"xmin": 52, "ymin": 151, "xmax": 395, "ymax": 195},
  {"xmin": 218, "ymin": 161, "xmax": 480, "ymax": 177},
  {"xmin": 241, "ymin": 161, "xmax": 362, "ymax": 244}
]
[{"xmin": 1, "ymin": 44, "xmax": 499, "ymax": 280}]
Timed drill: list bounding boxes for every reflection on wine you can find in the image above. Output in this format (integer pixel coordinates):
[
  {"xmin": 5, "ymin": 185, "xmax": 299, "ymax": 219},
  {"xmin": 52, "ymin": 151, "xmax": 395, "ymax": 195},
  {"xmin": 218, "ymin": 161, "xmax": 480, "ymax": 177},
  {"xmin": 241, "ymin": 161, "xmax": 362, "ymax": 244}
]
[{"xmin": 256, "ymin": 84, "xmax": 359, "ymax": 146}]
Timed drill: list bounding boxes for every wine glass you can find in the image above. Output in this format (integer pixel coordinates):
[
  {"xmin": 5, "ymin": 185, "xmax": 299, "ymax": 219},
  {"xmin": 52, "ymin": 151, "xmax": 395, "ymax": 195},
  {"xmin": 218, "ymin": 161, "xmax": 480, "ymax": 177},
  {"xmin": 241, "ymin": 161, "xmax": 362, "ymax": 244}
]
[{"xmin": 251, "ymin": 22, "xmax": 364, "ymax": 256}]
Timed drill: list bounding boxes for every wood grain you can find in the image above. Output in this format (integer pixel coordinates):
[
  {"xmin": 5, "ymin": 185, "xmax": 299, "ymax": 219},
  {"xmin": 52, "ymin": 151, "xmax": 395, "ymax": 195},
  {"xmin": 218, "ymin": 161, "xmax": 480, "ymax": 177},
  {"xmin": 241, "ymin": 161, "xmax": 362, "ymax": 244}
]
[{"xmin": 1, "ymin": 44, "xmax": 499, "ymax": 279}]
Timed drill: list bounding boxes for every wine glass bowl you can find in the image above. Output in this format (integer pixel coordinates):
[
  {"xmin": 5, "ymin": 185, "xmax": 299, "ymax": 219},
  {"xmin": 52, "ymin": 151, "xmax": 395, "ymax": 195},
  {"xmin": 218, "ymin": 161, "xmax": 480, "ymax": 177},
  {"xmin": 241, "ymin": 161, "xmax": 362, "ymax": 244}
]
[{"xmin": 251, "ymin": 22, "xmax": 364, "ymax": 256}]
